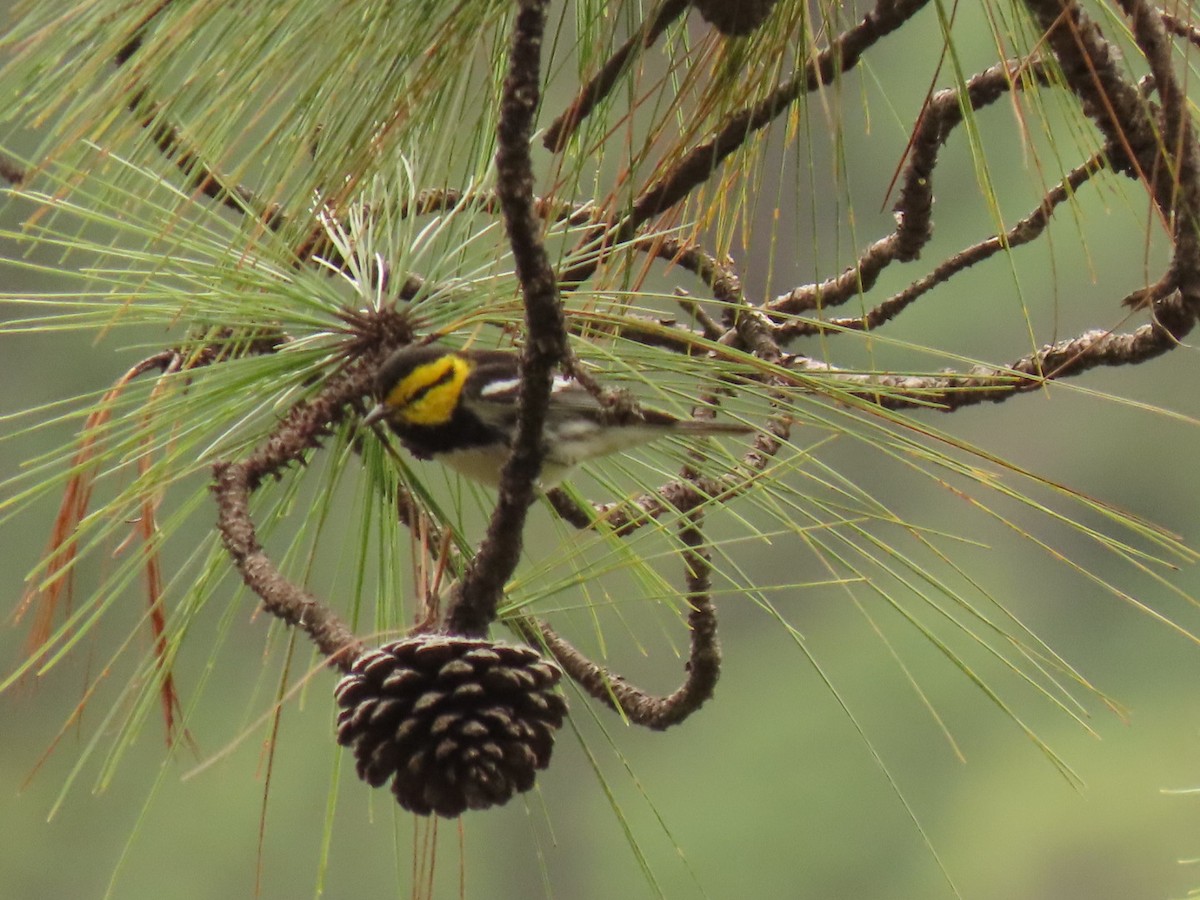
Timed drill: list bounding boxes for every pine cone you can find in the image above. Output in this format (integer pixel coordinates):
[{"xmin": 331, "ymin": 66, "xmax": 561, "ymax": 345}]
[
  {"xmin": 691, "ymin": 0, "xmax": 780, "ymax": 36},
  {"xmin": 334, "ymin": 636, "xmax": 567, "ymax": 817}
]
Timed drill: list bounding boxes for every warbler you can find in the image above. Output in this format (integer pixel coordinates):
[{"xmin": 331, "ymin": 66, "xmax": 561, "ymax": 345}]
[{"xmin": 362, "ymin": 344, "xmax": 752, "ymax": 487}]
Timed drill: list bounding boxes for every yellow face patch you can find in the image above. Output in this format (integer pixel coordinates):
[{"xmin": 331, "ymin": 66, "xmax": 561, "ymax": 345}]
[{"xmin": 384, "ymin": 354, "xmax": 470, "ymax": 426}]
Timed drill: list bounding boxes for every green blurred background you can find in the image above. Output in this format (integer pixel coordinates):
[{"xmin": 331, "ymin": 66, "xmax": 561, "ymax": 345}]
[{"xmin": 4, "ymin": 3, "xmax": 1200, "ymax": 899}]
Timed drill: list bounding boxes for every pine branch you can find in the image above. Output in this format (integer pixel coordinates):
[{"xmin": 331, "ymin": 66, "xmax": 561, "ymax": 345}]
[{"xmin": 448, "ymin": 0, "xmax": 565, "ymax": 638}]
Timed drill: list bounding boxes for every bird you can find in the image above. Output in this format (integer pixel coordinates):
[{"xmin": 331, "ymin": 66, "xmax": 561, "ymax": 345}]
[{"xmin": 362, "ymin": 344, "xmax": 752, "ymax": 487}]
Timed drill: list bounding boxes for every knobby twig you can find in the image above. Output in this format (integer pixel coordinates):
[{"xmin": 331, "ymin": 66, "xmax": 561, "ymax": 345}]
[
  {"xmin": 777, "ymin": 151, "xmax": 1107, "ymax": 339},
  {"xmin": 447, "ymin": 0, "xmax": 567, "ymax": 637},
  {"xmin": 118, "ymin": 0, "xmax": 283, "ymax": 229},
  {"xmin": 514, "ymin": 507, "xmax": 720, "ymax": 729},
  {"xmin": 212, "ymin": 360, "xmax": 379, "ymax": 671},
  {"xmin": 1114, "ymin": 0, "xmax": 1200, "ymax": 312},
  {"xmin": 545, "ymin": 405, "xmax": 790, "ymax": 537},
  {"xmin": 129, "ymin": 91, "xmax": 285, "ymax": 230},
  {"xmin": 542, "ymin": 0, "xmax": 691, "ymax": 152},
  {"xmin": 784, "ymin": 298, "xmax": 1195, "ymax": 413},
  {"xmin": 1024, "ymin": 1, "xmax": 1172, "ymax": 213},
  {"xmin": 556, "ymin": 0, "xmax": 932, "ymax": 289},
  {"xmin": 1162, "ymin": 10, "xmax": 1200, "ymax": 49},
  {"xmin": 770, "ymin": 60, "xmax": 1053, "ymax": 322}
]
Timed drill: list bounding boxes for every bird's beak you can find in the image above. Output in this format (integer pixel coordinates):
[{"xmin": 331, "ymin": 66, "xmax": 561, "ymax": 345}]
[{"xmin": 362, "ymin": 402, "xmax": 389, "ymax": 427}]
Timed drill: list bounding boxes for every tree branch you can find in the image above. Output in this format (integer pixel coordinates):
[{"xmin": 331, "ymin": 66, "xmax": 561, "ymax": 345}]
[
  {"xmin": 213, "ymin": 461, "xmax": 364, "ymax": 670},
  {"xmin": 211, "ymin": 359, "xmax": 381, "ymax": 670},
  {"xmin": 447, "ymin": 0, "xmax": 567, "ymax": 637},
  {"xmin": 542, "ymin": 0, "xmax": 691, "ymax": 152},
  {"xmin": 557, "ymin": 0, "xmax": 933, "ymax": 290},
  {"xmin": 513, "ymin": 509, "xmax": 720, "ymax": 729},
  {"xmin": 783, "ymin": 298, "xmax": 1195, "ymax": 412},
  {"xmin": 776, "ymin": 150, "xmax": 1107, "ymax": 339},
  {"xmin": 769, "ymin": 60, "xmax": 1052, "ymax": 322}
]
